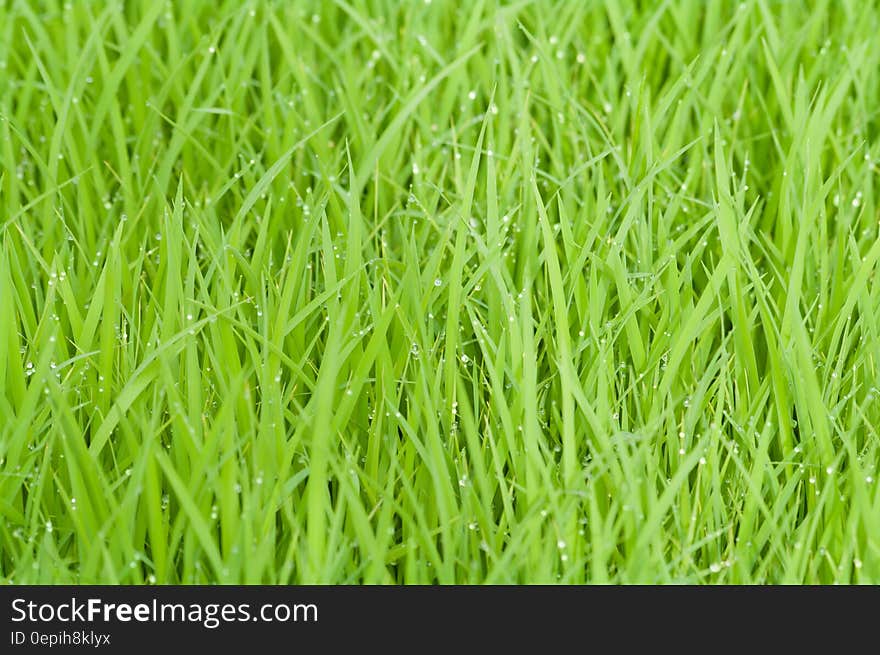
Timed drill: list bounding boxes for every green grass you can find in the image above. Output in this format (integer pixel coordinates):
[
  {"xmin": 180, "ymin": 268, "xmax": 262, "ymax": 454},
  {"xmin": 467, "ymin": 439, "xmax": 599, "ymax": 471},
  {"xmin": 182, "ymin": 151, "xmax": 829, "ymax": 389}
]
[{"xmin": 1, "ymin": 0, "xmax": 879, "ymax": 584}]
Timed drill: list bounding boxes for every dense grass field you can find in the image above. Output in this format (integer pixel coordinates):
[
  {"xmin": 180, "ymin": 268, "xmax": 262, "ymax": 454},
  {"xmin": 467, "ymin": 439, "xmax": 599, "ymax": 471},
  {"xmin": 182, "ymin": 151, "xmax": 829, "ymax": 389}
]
[{"xmin": 1, "ymin": 0, "xmax": 879, "ymax": 584}]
